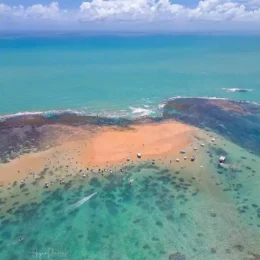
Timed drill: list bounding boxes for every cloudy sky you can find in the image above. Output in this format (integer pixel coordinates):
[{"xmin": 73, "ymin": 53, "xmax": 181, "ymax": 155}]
[{"xmin": 1, "ymin": 0, "xmax": 260, "ymax": 31}]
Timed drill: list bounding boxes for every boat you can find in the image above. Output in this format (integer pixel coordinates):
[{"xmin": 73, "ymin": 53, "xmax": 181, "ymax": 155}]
[{"xmin": 219, "ymin": 156, "xmax": 226, "ymax": 163}]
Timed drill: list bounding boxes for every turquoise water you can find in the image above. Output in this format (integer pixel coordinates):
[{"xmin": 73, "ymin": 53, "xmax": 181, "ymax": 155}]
[
  {"xmin": 1, "ymin": 138, "xmax": 260, "ymax": 260},
  {"xmin": 1, "ymin": 34, "xmax": 260, "ymax": 116}
]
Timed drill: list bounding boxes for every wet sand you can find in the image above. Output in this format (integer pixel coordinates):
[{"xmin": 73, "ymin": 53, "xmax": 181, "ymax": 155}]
[{"xmin": 0, "ymin": 120, "xmax": 195, "ymax": 184}]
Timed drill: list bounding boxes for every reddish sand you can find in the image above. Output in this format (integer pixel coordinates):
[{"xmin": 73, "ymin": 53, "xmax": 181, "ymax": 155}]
[
  {"xmin": 0, "ymin": 121, "xmax": 195, "ymax": 184},
  {"xmin": 79, "ymin": 122, "xmax": 192, "ymax": 165}
]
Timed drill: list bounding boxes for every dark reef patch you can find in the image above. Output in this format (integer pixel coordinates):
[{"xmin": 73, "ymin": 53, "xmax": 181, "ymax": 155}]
[
  {"xmin": 1, "ymin": 97, "xmax": 260, "ymax": 162},
  {"xmin": 169, "ymin": 252, "xmax": 186, "ymax": 260},
  {"xmin": 163, "ymin": 98, "xmax": 260, "ymax": 155}
]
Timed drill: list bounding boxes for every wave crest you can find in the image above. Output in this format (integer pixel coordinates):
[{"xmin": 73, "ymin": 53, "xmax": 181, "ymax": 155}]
[
  {"xmin": 222, "ymin": 88, "xmax": 252, "ymax": 93},
  {"xmin": 1, "ymin": 96, "xmax": 260, "ymax": 124},
  {"xmin": 129, "ymin": 106, "xmax": 155, "ymax": 117}
]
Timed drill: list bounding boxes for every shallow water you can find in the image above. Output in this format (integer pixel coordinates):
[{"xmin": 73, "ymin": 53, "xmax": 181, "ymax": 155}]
[{"xmin": 1, "ymin": 136, "xmax": 260, "ymax": 260}]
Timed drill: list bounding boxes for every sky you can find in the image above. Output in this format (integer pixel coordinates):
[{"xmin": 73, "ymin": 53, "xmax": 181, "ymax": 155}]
[
  {"xmin": 1, "ymin": 0, "xmax": 199, "ymax": 8},
  {"xmin": 1, "ymin": 0, "xmax": 260, "ymax": 32}
]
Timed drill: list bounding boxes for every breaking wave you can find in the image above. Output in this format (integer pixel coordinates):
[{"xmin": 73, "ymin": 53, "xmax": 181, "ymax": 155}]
[
  {"xmin": 0, "ymin": 105, "xmax": 159, "ymax": 123},
  {"xmin": 1, "ymin": 96, "xmax": 259, "ymax": 125},
  {"xmin": 129, "ymin": 106, "xmax": 155, "ymax": 117},
  {"xmin": 222, "ymin": 88, "xmax": 253, "ymax": 93}
]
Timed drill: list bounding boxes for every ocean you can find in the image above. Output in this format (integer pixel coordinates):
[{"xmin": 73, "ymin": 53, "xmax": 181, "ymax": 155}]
[
  {"xmin": 1, "ymin": 34, "xmax": 260, "ymax": 260},
  {"xmin": 1, "ymin": 34, "xmax": 260, "ymax": 117}
]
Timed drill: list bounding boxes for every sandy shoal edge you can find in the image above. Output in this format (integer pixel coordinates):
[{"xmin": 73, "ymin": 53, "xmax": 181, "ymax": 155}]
[{"xmin": 0, "ymin": 120, "xmax": 196, "ymax": 184}]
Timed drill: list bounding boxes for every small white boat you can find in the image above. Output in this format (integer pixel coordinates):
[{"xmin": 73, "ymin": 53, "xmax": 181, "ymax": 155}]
[{"xmin": 219, "ymin": 156, "xmax": 226, "ymax": 163}]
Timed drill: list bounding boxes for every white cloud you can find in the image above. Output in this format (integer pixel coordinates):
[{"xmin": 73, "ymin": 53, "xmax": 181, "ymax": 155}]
[
  {"xmin": 0, "ymin": 3, "xmax": 10, "ymax": 12},
  {"xmin": 79, "ymin": 0, "xmax": 190, "ymax": 21},
  {"xmin": 26, "ymin": 2, "xmax": 60, "ymax": 19},
  {"xmin": 1, "ymin": 0, "xmax": 260, "ymax": 30},
  {"xmin": 78, "ymin": 0, "xmax": 260, "ymax": 22},
  {"xmin": 188, "ymin": 0, "xmax": 247, "ymax": 21},
  {"xmin": 0, "ymin": 2, "xmax": 67, "ymax": 23}
]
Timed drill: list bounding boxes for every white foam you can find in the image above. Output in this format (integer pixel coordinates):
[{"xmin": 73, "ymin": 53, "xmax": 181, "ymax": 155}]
[
  {"xmin": 129, "ymin": 106, "xmax": 155, "ymax": 117},
  {"xmin": 88, "ymin": 109, "xmax": 130, "ymax": 118},
  {"xmin": 167, "ymin": 96, "xmax": 229, "ymax": 101},
  {"xmin": 157, "ymin": 96, "xmax": 233, "ymax": 115},
  {"xmin": 0, "ymin": 107, "xmax": 143, "ymax": 121},
  {"xmin": 166, "ymin": 96, "xmax": 260, "ymax": 106},
  {"xmin": 0, "ymin": 109, "xmax": 85, "ymax": 121},
  {"xmin": 158, "ymin": 103, "xmax": 165, "ymax": 109},
  {"xmin": 1, "ymin": 96, "xmax": 259, "ymax": 122},
  {"xmin": 222, "ymin": 88, "xmax": 252, "ymax": 93},
  {"xmin": 158, "ymin": 96, "xmax": 260, "ymax": 111},
  {"xmin": 66, "ymin": 192, "xmax": 97, "ymax": 212}
]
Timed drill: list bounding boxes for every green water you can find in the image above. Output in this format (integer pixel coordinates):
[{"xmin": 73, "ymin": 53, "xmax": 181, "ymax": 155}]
[{"xmin": 1, "ymin": 135, "xmax": 260, "ymax": 260}]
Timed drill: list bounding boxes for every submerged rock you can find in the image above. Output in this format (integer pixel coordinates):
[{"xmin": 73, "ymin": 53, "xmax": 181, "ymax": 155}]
[{"xmin": 169, "ymin": 252, "xmax": 186, "ymax": 260}]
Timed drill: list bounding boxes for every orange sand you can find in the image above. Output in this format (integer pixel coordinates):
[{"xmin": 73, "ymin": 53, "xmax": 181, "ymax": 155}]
[
  {"xmin": 80, "ymin": 122, "xmax": 192, "ymax": 165},
  {"xmin": 0, "ymin": 121, "xmax": 195, "ymax": 184}
]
